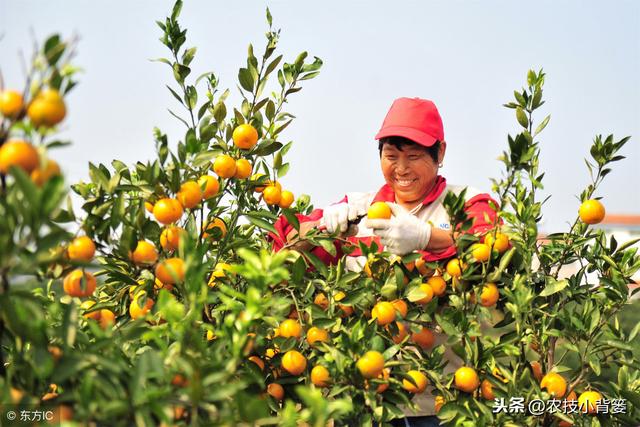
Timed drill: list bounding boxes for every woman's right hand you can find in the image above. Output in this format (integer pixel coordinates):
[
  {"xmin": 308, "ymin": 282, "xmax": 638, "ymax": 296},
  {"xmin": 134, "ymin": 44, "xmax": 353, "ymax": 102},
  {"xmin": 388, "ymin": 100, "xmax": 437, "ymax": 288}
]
[{"xmin": 321, "ymin": 193, "xmax": 370, "ymax": 233}]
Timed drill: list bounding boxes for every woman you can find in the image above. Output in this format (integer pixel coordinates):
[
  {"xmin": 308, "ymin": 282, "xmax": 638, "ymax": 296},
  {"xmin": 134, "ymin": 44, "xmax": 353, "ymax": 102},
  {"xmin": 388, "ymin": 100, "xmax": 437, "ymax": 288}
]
[{"xmin": 269, "ymin": 97, "xmax": 498, "ymax": 426}]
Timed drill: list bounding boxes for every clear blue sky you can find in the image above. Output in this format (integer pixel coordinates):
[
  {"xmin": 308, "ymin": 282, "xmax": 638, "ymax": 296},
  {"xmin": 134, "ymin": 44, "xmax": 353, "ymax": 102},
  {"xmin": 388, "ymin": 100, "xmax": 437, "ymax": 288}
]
[{"xmin": 1, "ymin": 0, "xmax": 638, "ymax": 232}]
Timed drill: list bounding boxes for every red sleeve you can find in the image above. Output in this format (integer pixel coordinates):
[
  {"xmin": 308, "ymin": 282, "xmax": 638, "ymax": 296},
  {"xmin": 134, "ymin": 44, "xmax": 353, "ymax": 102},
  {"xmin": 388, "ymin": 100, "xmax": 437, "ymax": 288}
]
[{"xmin": 268, "ymin": 208, "xmax": 343, "ymax": 265}]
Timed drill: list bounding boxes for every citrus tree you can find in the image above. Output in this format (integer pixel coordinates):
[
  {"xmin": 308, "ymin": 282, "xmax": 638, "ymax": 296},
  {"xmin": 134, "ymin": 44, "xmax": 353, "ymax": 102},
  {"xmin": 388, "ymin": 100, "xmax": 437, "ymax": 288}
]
[{"xmin": 1, "ymin": 2, "xmax": 639, "ymax": 427}]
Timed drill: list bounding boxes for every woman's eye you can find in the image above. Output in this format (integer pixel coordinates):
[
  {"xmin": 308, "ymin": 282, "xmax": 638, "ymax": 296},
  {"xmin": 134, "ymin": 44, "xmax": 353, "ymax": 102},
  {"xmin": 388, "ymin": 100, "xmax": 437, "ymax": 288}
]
[
  {"xmin": 409, "ymin": 156, "xmax": 420, "ymax": 160},
  {"xmin": 386, "ymin": 156, "xmax": 397, "ymax": 161}
]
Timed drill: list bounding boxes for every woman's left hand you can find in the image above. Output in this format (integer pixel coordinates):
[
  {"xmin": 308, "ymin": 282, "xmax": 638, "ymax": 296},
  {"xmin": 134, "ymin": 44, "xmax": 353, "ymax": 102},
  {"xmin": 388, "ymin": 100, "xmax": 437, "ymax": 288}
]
[{"xmin": 365, "ymin": 203, "xmax": 432, "ymax": 255}]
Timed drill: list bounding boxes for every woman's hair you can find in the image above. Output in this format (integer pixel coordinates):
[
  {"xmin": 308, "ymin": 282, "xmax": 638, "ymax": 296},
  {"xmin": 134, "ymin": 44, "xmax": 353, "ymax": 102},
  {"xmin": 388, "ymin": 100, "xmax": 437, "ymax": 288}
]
[{"xmin": 378, "ymin": 136, "xmax": 441, "ymax": 163}]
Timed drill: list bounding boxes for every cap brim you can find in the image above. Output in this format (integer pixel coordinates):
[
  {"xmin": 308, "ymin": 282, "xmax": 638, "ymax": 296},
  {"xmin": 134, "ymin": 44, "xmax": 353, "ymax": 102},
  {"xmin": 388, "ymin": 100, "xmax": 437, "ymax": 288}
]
[{"xmin": 374, "ymin": 126, "xmax": 438, "ymax": 147}]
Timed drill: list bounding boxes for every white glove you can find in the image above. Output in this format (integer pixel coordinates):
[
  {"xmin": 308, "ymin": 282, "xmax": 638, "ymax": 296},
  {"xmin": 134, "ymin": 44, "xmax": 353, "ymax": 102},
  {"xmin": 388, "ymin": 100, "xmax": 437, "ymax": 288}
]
[
  {"xmin": 321, "ymin": 193, "xmax": 370, "ymax": 233},
  {"xmin": 365, "ymin": 203, "xmax": 432, "ymax": 255}
]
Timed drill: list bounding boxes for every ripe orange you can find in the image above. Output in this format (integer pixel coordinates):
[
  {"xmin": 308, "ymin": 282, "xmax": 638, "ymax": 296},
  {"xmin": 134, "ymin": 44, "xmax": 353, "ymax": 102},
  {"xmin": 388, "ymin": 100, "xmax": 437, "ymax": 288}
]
[
  {"xmin": 471, "ymin": 243, "xmax": 491, "ymax": 262},
  {"xmin": 540, "ymin": 372, "xmax": 567, "ymax": 398},
  {"xmin": 367, "ymin": 202, "xmax": 391, "ymax": 219},
  {"xmin": 81, "ymin": 300, "xmax": 101, "ymax": 320},
  {"xmin": 263, "ymin": 185, "xmax": 282, "ymax": 205},
  {"xmin": 63, "ymin": 269, "xmax": 97, "ymax": 297},
  {"xmin": 267, "ymin": 383, "xmax": 284, "ymax": 401},
  {"xmin": 372, "ymin": 301, "xmax": 396, "ymax": 326},
  {"xmin": 411, "ymin": 327, "xmax": 435, "ymax": 350},
  {"xmin": 373, "ymin": 368, "xmax": 391, "ymax": 393},
  {"xmin": 454, "ymin": 367, "xmax": 480, "ymax": 393},
  {"xmin": 171, "ymin": 374, "xmax": 189, "ymax": 387},
  {"xmin": 481, "ymin": 379, "xmax": 495, "ymax": 400},
  {"xmin": 579, "ymin": 199, "xmax": 605, "ymax": 225},
  {"xmin": 356, "ymin": 351, "xmax": 385, "ymax": 379},
  {"xmin": 153, "ymin": 198, "xmax": 183, "ymax": 224},
  {"xmin": 131, "ymin": 240, "xmax": 158, "ymax": 265},
  {"xmin": 414, "ymin": 283, "xmax": 434, "ymax": 305},
  {"xmin": 99, "ymin": 309, "xmax": 115, "ymax": 329},
  {"xmin": 391, "ymin": 299, "xmax": 408, "ymax": 318},
  {"xmin": 0, "ymin": 140, "xmax": 39, "ymax": 174},
  {"xmin": 155, "ymin": 257, "xmax": 185, "ymax": 284},
  {"xmin": 306, "ymin": 327, "xmax": 329, "ymax": 346},
  {"xmin": 198, "ymin": 175, "xmax": 220, "ymax": 199},
  {"xmin": 445, "ymin": 258, "xmax": 463, "ymax": 278},
  {"xmin": 335, "ymin": 291, "xmax": 353, "ymax": 316},
  {"xmin": 129, "ymin": 294, "xmax": 154, "ymax": 319},
  {"xmin": 435, "ymin": 395, "xmax": 445, "ymax": 413},
  {"xmin": 31, "ymin": 159, "xmax": 61, "ymax": 185},
  {"xmin": 144, "ymin": 201, "xmax": 154, "ymax": 213},
  {"xmin": 578, "ymin": 390, "xmax": 602, "ymax": 414},
  {"xmin": 530, "ymin": 361, "xmax": 543, "ymax": 381},
  {"xmin": 391, "ymin": 322, "xmax": 408, "ymax": 344},
  {"xmin": 402, "ymin": 370, "xmax": 428, "ymax": 393},
  {"xmin": 479, "ymin": 283, "xmax": 499, "ymax": 307},
  {"xmin": 160, "ymin": 226, "xmax": 184, "ymax": 252},
  {"xmin": 0, "ymin": 89, "xmax": 24, "ymax": 118},
  {"xmin": 310, "ymin": 365, "xmax": 330, "ymax": 387},
  {"xmin": 281, "ymin": 350, "xmax": 307, "ymax": 375},
  {"xmin": 206, "ymin": 330, "xmax": 216, "ymax": 341},
  {"xmin": 213, "ymin": 154, "xmax": 237, "ymax": 178},
  {"xmin": 426, "ymin": 276, "xmax": 446, "ymax": 297},
  {"xmin": 27, "ymin": 88, "xmax": 66, "ymax": 127},
  {"xmin": 203, "ymin": 218, "xmax": 227, "ymax": 239},
  {"xmin": 248, "ymin": 356, "xmax": 265, "ymax": 371},
  {"xmin": 67, "ymin": 236, "xmax": 96, "ymax": 262},
  {"xmin": 177, "ymin": 181, "xmax": 203, "ymax": 209},
  {"xmin": 279, "ymin": 190, "xmax": 294, "ymax": 209},
  {"xmin": 251, "ymin": 173, "xmax": 267, "ymax": 193},
  {"xmin": 232, "ymin": 123, "xmax": 259, "ymax": 150},
  {"xmin": 234, "ymin": 158, "xmax": 252, "ymax": 179},
  {"xmin": 484, "ymin": 232, "xmax": 509, "ymax": 253},
  {"xmin": 314, "ymin": 293, "xmax": 329, "ymax": 310},
  {"xmin": 279, "ymin": 319, "xmax": 302, "ymax": 338}
]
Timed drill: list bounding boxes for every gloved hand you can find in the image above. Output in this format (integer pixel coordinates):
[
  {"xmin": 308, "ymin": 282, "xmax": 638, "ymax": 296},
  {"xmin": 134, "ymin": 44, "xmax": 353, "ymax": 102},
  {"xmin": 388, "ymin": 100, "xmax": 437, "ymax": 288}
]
[
  {"xmin": 365, "ymin": 203, "xmax": 432, "ymax": 255},
  {"xmin": 321, "ymin": 193, "xmax": 370, "ymax": 233}
]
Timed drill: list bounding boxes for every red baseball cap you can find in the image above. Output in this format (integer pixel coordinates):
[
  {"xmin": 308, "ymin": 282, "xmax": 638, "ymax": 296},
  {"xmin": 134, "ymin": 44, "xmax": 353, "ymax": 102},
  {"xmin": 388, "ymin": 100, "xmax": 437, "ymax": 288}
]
[{"xmin": 374, "ymin": 97, "xmax": 444, "ymax": 147}]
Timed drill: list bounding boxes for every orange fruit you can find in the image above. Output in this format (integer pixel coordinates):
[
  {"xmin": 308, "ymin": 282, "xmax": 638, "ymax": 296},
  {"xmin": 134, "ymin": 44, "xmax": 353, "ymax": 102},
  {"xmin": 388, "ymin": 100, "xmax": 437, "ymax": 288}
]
[
  {"xmin": 375, "ymin": 368, "xmax": 391, "ymax": 393},
  {"xmin": 279, "ymin": 190, "xmax": 294, "ymax": 209},
  {"xmin": 206, "ymin": 330, "xmax": 216, "ymax": 341},
  {"xmin": 31, "ymin": 159, "xmax": 61, "ymax": 186},
  {"xmin": 267, "ymin": 383, "xmax": 284, "ymax": 401},
  {"xmin": 248, "ymin": 356, "xmax": 265, "ymax": 371},
  {"xmin": 281, "ymin": 350, "xmax": 307, "ymax": 375},
  {"xmin": 481, "ymin": 379, "xmax": 495, "ymax": 400},
  {"xmin": 403, "ymin": 370, "xmax": 428, "ymax": 393},
  {"xmin": 426, "ymin": 276, "xmax": 446, "ymax": 297},
  {"xmin": 63, "ymin": 269, "xmax": 97, "ymax": 297},
  {"xmin": 160, "ymin": 226, "xmax": 184, "ymax": 252},
  {"xmin": 454, "ymin": 367, "xmax": 480, "ymax": 393},
  {"xmin": 67, "ymin": 236, "xmax": 96, "ymax": 262},
  {"xmin": 234, "ymin": 158, "xmax": 252, "ymax": 179},
  {"xmin": 27, "ymin": 88, "xmax": 66, "ymax": 127},
  {"xmin": 171, "ymin": 374, "xmax": 189, "ymax": 387},
  {"xmin": 578, "ymin": 390, "xmax": 602, "ymax": 414},
  {"xmin": 198, "ymin": 175, "xmax": 220, "ymax": 199},
  {"xmin": 372, "ymin": 301, "xmax": 396, "ymax": 326},
  {"xmin": 335, "ymin": 291, "xmax": 354, "ymax": 317},
  {"xmin": 0, "ymin": 89, "xmax": 24, "ymax": 118},
  {"xmin": 356, "ymin": 351, "xmax": 385, "ymax": 379},
  {"xmin": 251, "ymin": 173, "xmax": 267, "ymax": 193},
  {"xmin": 99, "ymin": 309, "xmax": 115, "ymax": 329},
  {"xmin": 484, "ymin": 232, "xmax": 509, "ymax": 253},
  {"xmin": 81, "ymin": 300, "xmax": 101, "ymax": 320},
  {"xmin": 129, "ymin": 294, "xmax": 154, "ymax": 319},
  {"xmin": 155, "ymin": 257, "xmax": 185, "ymax": 284},
  {"xmin": 414, "ymin": 283, "xmax": 434, "ymax": 305},
  {"xmin": 131, "ymin": 240, "xmax": 158, "ymax": 265},
  {"xmin": 411, "ymin": 327, "xmax": 435, "ymax": 350},
  {"xmin": 530, "ymin": 361, "xmax": 543, "ymax": 381},
  {"xmin": 153, "ymin": 198, "xmax": 183, "ymax": 224},
  {"xmin": 207, "ymin": 263, "xmax": 232, "ymax": 287},
  {"xmin": 479, "ymin": 283, "xmax": 499, "ymax": 307},
  {"xmin": 367, "ymin": 202, "xmax": 391, "ymax": 219},
  {"xmin": 177, "ymin": 181, "xmax": 203, "ymax": 209},
  {"xmin": 278, "ymin": 319, "xmax": 302, "ymax": 338},
  {"xmin": 144, "ymin": 201, "xmax": 154, "ymax": 213},
  {"xmin": 579, "ymin": 199, "xmax": 605, "ymax": 225},
  {"xmin": 391, "ymin": 322, "xmax": 408, "ymax": 344},
  {"xmin": 306, "ymin": 327, "xmax": 329, "ymax": 346},
  {"xmin": 540, "ymin": 372, "xmax": 567, "ymax": 398},
  {"xmin": 314, "ymin": 293, "xmax": 329, "ymax": 310},
  {"xmin": 263, "ymin": 185, "xmax": 282, "ymax": 205},
  {"xmin": 213, "ymin": 154, "xmax": 237, "ymax": 178},
  {"xmin": 48, "ymin": 345, "xmax": 62, "ymax": 362},
  {"xmin": 203, "ymin": 218, "xmax": 227, "ymax": 239},
  {"xmin": 445, "ymin": 258, "xmax": 463, "ymax": 278},
  {"xmin": 0, "ymin": 140, "xmax": 39, "ymax": 174},
  {"xmin": 435, "ymin": 395, "xmax": 445, "ymax": 413},
  {"xmin": 232, "ymin": 123, "xmax": 259, "ymax": 150},
  {"xmin": 391, "ymin": 299, "xmax": 408, "ymax": 318},
  {"xmin": 471, "ymin": 243, "xmax": 491, "ymax": 262},
  {"xmin": 310, "ymin": 365, "xmax": 330, "ymax": 387}
]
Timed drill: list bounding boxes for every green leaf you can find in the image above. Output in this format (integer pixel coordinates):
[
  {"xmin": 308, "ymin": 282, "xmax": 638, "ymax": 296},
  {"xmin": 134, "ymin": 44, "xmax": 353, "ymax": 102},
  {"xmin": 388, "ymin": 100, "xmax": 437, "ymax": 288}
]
[
  {"xmin": 539, "ymin": 278, "xmax": 568, "ymax": 297},
  {"xmin": 516, "ymin": 107, "xmax": 529, "ymax": 128},
  {"xmin": 534, "ymin": 115, "xmax": 550, "ymax": 136},
  {"xmin": 238, "ymin": 68, "xmax": 254, "ymax": 92},
  {"xmin": 244, "ymin": 214, "xmax": 276, "ymax": 234}
]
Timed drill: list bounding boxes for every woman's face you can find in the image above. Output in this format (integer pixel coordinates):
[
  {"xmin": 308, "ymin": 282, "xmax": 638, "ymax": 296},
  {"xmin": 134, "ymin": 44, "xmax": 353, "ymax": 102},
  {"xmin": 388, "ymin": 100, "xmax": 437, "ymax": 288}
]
[{"xmin": 380, "ymin": 142, "xmax": 446, "ymax": 205}]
